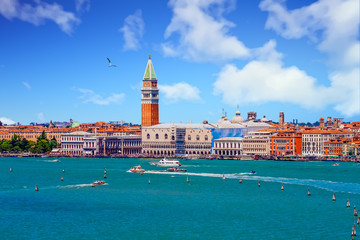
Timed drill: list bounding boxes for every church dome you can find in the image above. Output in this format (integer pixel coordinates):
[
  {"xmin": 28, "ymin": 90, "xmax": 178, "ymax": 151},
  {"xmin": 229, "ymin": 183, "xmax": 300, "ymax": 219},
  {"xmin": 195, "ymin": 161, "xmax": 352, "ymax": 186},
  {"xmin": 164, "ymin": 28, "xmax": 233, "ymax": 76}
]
[
  {"xmin": 223, "ymin": 116, "xmax": 231, "ymax": 125},
  {"xmin": 231, "ymin": 110, "xmax": 245, "ymax": 124},
  {"xmin": 260, "ymin": 115, "xmax": 269, "ymax": 122},
  {"xmin": 216, "ymin": 114, "xmax": 226, "ymax": 124}
]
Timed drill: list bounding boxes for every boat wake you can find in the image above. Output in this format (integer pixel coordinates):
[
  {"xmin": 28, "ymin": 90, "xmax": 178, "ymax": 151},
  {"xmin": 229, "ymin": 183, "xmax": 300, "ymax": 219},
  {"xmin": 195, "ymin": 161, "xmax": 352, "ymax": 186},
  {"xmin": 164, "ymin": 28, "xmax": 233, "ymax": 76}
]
[
  {"xmin": 44, "ymin": 159, "xmax": 60, "ymax": 163},
  {"xmin": 145, "ymin": 171, "xmax": 254, "ymax": 177},
  {"xmin": 58, "ymin": 183, "xmax": 108, "ymax": 189},
  {"xmin": 145, "ymin": 171, "xmax": 360, "ymax": 195}
]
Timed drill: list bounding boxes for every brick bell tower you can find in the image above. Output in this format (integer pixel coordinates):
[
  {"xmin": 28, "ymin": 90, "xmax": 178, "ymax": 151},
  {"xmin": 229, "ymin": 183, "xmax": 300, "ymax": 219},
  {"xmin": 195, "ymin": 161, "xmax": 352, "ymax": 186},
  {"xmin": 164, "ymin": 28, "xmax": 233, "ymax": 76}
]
[{"xmin": 141, "ymin": 54, "xmax": 159, "ymax": 127}]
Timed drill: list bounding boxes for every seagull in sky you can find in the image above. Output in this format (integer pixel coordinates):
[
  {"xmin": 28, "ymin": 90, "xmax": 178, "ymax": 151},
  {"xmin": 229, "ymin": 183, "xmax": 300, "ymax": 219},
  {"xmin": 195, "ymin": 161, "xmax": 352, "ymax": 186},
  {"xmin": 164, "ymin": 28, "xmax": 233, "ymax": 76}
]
[{"xmin": 107, "ymin": 58, "xmax": 117, "ymax": 67}]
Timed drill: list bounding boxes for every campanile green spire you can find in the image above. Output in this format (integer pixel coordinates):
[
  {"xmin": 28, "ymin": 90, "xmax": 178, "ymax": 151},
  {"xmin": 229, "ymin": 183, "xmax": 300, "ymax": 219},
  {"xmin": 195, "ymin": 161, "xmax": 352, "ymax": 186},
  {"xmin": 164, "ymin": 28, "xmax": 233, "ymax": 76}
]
[{"xmin": 143, "ymin": 53, "xmax": 157, "ymax": 80}]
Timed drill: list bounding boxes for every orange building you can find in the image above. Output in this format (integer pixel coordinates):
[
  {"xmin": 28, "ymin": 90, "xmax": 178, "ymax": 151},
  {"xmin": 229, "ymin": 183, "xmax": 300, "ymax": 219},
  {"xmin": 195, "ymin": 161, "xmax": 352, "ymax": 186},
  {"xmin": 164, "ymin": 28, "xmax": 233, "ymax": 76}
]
[
  {"xmin": 323, "ymin": 138, "xmax": 350, "ymax": 156},
  {"xmin": 141, "ymin": 54, "xmax": 159, "ymax": 127},
  {"xmin": 270, "ymin": 131, "xmax": 302, "ymax": 155},
  {"xmin": 0, "ymin": 126, "xmax": 77, "ymax": 143}
]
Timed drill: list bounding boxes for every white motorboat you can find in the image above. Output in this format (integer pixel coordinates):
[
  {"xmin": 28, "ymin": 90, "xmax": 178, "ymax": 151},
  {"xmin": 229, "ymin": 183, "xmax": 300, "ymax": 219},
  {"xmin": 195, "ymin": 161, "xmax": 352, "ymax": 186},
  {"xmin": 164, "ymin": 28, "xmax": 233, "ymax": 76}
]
[{"xmin": 151, "ymin": 158, "xmax": 181, "ymax": 167}]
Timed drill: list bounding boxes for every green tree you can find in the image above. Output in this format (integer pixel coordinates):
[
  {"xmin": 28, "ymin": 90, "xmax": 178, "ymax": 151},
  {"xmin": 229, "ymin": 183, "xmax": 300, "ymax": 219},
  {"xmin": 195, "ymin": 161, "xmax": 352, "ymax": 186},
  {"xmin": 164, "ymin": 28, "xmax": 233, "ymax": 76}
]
[
  {"xmin": 10, "ymin": 135, "xmax": 21, "ymax": 148},
  {"xmin": 37, "ymin": 130, "xmax": 47, "ymax": 141},
  {"xmin": 49, "ymin": 138, "xmax": 57, "ymax": 150},
  {"xmin": 19, "ymin": 138, "xmax": 29, "ymax": 151},
  {"xmin": 26, "ymin": 140, "xmax": 36, "ymax": 152},
  {"xmin": 0, "ymin": 140, "xmax": 12, "ymax": 152},
  {"xmin": 12, "ymin": 146, "xmax": 22, "ymax": 153},
  {"xmin": 37, "ymin": 139, "xmax": 51, "ymax": 153}
]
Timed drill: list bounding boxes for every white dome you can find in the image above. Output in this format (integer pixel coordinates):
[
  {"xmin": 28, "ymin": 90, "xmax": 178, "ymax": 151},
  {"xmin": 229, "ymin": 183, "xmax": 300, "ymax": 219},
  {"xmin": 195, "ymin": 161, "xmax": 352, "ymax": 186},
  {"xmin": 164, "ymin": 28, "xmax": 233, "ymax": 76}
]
[
  {"xmin": 231, "ymin": 110, "xmax": 245, "ymax": 123},
  {"xmin": 261, "ymin": 115, "xmax": 269, "ymax": 122},
  {"xmin": 216, "ymin": 114, "xmax": 226, "ymax": 124}
]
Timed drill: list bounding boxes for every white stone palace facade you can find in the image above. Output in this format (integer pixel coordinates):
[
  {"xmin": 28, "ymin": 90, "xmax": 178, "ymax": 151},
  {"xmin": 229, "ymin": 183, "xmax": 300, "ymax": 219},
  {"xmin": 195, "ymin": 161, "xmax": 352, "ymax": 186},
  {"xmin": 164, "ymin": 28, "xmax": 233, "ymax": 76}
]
[{"xmin": 142, "ymin": 123, "xmax": 213, "ymax": 156}]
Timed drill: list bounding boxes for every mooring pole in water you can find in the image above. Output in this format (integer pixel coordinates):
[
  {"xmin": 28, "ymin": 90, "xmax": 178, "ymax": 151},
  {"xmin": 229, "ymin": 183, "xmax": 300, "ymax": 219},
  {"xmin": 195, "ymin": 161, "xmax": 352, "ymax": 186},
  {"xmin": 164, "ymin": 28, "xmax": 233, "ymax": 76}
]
[
  {"xmin": 351, "ymin": 224, "xmax": 356, "ymax": 237},
  {"xmin": 354, "ymin": 206, "xmax": 358, "ymax": 217}
]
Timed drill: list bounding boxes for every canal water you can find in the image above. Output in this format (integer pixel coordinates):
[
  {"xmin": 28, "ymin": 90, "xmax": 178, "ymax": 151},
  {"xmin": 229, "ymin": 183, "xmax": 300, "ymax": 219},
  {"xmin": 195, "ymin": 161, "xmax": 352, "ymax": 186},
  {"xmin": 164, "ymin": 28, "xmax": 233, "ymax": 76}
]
[{"xmin": 1, "ymin": 157, "xmax": 359, "ymax": 239}]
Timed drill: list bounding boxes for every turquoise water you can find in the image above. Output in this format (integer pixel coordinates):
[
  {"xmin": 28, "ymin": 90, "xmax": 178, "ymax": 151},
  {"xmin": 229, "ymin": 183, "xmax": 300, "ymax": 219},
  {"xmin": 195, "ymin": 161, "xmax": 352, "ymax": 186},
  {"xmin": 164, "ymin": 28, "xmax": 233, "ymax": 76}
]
[{"xmin": 1, "ymin": 157, "xmax": 360, "ymax": 239}]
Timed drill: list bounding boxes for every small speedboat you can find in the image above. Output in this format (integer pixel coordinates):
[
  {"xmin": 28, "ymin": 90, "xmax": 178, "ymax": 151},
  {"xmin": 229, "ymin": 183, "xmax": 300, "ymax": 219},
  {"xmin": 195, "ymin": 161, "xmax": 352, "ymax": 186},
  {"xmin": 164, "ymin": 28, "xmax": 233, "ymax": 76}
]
[
  {"xmin": 250, "ymin": 170, "xmax": 256, "ymax": 174},
  {"xmin": 333, "ymin": 163, "xmax": 340, "ymax": 166},
  {"xmin": 166, "ymin": 167, "xmax": 187, "ymax": 172},
  {"xmin": 129, "ymin": 165, "xmax": 146, "ymax": 173},
  {"xmin": 92, "ymin": 180, "xmax": 105, "ymax": 185}
]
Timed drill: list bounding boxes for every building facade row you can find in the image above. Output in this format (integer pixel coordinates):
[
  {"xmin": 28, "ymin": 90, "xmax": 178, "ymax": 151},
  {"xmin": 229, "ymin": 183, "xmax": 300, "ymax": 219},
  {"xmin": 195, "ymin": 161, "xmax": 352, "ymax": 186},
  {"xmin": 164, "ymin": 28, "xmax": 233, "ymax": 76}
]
[{"xmin": 60, "ymin": 131, "xmax": 142, "ymax": 156}]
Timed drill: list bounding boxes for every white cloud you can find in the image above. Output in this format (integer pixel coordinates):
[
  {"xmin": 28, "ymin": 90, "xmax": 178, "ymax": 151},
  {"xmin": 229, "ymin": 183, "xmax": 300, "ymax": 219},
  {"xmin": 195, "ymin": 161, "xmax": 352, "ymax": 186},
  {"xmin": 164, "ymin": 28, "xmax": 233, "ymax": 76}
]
[
  {"xmin": 75, "ymin": 0, "xmax": 90, "ymax": 12},
  {"xmin": 37, "ymin": 112, "xmax": 45, "ymax": 122},
  {"xmin": 259, "ymin": 0, "xmax": 360, "ymax": 68},
  {"xmin": 162, "ymin": 0, "xmax": 250, "ymax": 62},
  {"xmin": 327, "ymin": 69, "xmax": 360, "ymax": 117},
  {"xmin": 159, "ymin": 82, "xmax": 202, "ymax": 103},
  {"xmin": 257, "ymin": 0, "xmax": 360, "ymax": 116},
  {"xmin": 214, "ymin": 40, "xmax": 360, "ymax": 116},
  {"xmin": 0, "ymin": 0, "xmax": 80, "ymax": 35},
  {"xmin": 119, "ymin": 10, "xmax": 144, "ymax": 51},
  {"xmin": 0, "ymin": 117, "xmax": 15, "ymax": 125},
  {"xmin": 76, "ymin": 88, "xmax": 125, "ymax": 105},
  {"xmin": 22, "ymin": 81, "xmax": 31, "ymax": 90}
]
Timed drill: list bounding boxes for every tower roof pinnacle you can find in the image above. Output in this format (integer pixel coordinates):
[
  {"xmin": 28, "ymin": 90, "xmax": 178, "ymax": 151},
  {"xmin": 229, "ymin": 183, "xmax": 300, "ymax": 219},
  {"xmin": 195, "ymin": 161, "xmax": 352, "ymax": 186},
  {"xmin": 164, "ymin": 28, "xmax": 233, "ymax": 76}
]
[{"xmin": 143, "ymin": 54, "xmax": 157, "ymax": 80}]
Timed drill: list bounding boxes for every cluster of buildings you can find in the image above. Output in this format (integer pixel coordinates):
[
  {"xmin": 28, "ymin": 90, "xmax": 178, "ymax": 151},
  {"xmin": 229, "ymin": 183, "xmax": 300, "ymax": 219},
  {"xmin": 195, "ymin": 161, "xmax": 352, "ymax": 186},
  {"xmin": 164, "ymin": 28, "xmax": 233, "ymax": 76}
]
[{"xmin": 1, "ymin": 55, "xmax": 359, "ymax": 159}]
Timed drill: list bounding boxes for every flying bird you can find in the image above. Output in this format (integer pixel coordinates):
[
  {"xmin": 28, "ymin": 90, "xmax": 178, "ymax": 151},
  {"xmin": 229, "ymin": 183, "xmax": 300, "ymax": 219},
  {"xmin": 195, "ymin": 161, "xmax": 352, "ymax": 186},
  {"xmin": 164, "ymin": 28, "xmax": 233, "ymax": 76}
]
[{"xmin": 107, "ymin": 58, "xmax": 117, "ymax": 67}]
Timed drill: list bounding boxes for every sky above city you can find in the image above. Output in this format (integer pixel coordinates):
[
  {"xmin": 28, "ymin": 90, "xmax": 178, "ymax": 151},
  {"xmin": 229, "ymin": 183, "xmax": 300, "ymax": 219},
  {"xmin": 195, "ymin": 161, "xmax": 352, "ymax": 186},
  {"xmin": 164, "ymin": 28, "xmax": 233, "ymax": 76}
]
[{"xmin": 0, "ymin": 0, "xmax": 359, "ymax": 125}]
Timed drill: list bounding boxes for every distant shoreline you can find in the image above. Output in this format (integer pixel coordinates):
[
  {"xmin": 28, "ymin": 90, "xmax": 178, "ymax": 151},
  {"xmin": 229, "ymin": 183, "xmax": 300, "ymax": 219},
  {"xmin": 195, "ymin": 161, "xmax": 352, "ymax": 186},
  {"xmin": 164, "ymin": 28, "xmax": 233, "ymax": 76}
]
[{"xmin": 0, "ymin": 153, "xmax": 359, "ymax": 163}]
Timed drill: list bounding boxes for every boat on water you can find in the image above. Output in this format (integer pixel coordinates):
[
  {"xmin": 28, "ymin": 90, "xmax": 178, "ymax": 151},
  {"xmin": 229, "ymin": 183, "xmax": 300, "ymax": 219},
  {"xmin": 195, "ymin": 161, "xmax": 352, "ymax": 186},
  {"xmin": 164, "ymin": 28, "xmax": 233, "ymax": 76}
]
[
  {"xmin": 166, "ymin": 167, "xmax": 187, "ymax": 172},
  {"xmin": 92, "ymin": 180, "xmax": 105, "ymax": 185},
  {"xmin": 333, "ymin": 163, "xmax": 340, "ymax": 166},
  {"xmin": 151, "ymin": 158, "xmax": 181, "ymax": 167},
  {"xmin": 250, "ymin": 170, "xmax": 256, "ymax": 174},
  {"xmin": 129, "ymin": 165, "xmax": 146, "ymax": 173}
]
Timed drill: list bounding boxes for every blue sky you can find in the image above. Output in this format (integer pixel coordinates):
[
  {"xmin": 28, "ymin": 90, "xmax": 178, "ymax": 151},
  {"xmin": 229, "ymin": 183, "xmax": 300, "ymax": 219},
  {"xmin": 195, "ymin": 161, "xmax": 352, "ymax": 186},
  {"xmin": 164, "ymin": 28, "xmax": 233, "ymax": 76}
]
[{"xmin": 0, "ymin": 0, "xmax": 359, "ymax": 125}]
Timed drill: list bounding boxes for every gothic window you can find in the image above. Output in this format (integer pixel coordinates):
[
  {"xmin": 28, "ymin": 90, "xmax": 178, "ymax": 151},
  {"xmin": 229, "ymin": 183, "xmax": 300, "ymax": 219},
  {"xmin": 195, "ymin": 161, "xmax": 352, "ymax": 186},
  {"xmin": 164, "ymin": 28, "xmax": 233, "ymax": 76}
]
[
  {"xmin": 147, "ymin": 134, "xmax": 150, "ymax": 140},
  {"xmin": 156, "ymin": 134, "xmax": 159, "ymax": 139},
  {"xmin": 196, "ymin": 135, "xmax": 200, "ymax": 141},
  {"xmin": 205, "ymin": 135, "xmax": 208, "ymax": 141},
  {"xmin": 188, "ymin": 135, "xmax": 191, "ymax": 140},
  {"xmin": 165, "ymin": 134, "xmax": 168, "ymax": 139},
  {"xmin": 172, "ymin": 136, "xmax": 175, "ymax": 141}
]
